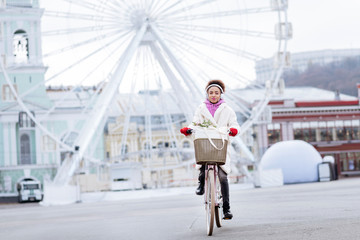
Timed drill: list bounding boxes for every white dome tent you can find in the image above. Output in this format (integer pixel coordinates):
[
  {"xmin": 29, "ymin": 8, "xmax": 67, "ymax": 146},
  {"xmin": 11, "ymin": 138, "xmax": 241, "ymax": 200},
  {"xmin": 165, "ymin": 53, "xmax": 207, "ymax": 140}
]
[{"xmin": 258, "ymin": 140, "xmax": 322, "ymax": 185}]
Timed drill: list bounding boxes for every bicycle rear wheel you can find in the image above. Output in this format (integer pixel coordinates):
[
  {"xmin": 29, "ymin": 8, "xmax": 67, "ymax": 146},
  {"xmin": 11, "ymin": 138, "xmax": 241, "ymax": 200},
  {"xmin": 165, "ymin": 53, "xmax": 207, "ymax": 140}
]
[
  {"xmin": 206, "ymin": 169, "xmax": 215, "ymax": 236},
  {"xmin": 215, "ymin": 174, "xmax": 223, "ymax": 228}
]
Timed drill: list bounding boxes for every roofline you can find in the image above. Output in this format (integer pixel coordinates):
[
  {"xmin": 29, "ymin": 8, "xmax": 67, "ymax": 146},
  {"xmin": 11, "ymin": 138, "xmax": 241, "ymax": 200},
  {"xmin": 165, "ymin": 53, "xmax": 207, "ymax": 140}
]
[{"xmin": 295, "ymin": 100, "xmax": 359, "ymax": 107}]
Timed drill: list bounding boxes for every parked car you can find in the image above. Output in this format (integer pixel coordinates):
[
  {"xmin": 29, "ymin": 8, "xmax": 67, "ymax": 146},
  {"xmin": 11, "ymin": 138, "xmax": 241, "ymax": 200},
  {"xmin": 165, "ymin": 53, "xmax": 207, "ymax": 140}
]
[{"xmin": 17, "ymin": 179, "xmax": 43, "ymax": 203}]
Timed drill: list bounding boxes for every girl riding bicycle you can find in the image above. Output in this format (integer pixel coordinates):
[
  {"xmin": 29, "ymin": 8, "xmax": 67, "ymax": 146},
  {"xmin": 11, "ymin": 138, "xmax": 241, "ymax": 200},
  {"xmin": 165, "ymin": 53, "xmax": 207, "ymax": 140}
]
[{"xmin": 180, "ymin": 79, "xmax": 240, "ymax": 220}]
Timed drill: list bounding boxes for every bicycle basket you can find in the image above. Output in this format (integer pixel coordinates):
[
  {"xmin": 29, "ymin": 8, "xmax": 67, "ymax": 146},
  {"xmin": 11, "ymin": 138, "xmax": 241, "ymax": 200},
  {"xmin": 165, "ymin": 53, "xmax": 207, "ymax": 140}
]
[{"xmin": 194, "ymin": 138, "xmax": 227, "ymax": 165}]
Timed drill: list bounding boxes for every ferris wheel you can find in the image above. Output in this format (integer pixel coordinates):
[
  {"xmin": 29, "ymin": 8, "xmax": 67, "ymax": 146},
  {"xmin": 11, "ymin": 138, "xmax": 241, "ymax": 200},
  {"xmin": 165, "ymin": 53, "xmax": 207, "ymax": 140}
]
[{"xmin": 3, "ymin": 0, "xmax": 291, "ymax": 185}]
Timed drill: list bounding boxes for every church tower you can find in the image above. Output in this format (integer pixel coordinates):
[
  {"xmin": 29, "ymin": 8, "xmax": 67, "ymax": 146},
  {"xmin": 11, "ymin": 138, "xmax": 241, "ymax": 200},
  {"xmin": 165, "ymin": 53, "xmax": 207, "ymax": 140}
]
[
  {"xmin": 0, "ymin": 0, "xmax": 51, "ymax": 109},
  {"xmin": 0, "ymin": 0, "xmax": 54, "ymax": 195}
]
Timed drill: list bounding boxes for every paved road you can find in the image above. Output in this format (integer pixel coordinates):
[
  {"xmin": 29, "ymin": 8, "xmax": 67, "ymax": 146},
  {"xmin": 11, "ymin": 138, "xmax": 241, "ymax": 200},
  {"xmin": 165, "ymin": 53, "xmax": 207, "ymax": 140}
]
[{"xmin": 1, "ymin": 178, "xmax": 360, "ymax": 240}]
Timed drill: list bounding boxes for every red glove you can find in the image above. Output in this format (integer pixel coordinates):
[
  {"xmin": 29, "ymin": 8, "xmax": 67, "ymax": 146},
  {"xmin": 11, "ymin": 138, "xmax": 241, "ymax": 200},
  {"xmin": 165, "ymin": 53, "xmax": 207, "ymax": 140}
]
[
  {"xmin": 180, "ymin": 127, "xmax": 192, "ymax": 136},
  {"xmin": 229, "ymin": 128, "xmax": 238, "ymax": 136}
]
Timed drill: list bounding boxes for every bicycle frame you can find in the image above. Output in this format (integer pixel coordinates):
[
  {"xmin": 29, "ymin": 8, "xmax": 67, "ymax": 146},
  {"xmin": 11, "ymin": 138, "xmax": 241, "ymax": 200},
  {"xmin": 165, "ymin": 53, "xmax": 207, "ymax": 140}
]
[{"xmin": 204, "ymin": 164, "xmax": 222, "ymax": 204}]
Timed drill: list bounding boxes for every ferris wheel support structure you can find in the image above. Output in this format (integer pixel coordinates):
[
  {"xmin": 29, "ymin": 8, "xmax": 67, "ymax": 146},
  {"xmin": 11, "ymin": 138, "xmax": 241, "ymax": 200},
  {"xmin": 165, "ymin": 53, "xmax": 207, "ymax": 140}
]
[
  {"xmin": 49, "ymin": 0, "xmax": 291, "ymax": 187},
  {"xmin": 9, "ymin": 0, "xmax": 291, "ymax": 204},
  {"xmin": 149, "ymin": 42, "xmax": 194, "ymax": 122},
  {"xmin": 53, "ymin": 20, "xmax": 209, "ymax": 185},
  {"xmin": 149, "ymin": 22, "xmax": 204, "ymax": 105},
  {"xmin": 53, "ymin": 23, "xmax": 149, "ymax": 185}
]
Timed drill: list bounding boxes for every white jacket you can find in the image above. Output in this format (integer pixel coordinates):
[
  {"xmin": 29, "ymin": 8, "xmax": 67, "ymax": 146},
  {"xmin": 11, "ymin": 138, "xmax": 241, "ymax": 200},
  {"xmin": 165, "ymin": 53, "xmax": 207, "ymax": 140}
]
[{"xmin": 188, "ymin": 102, "xmax": 240, "ymax": 174}]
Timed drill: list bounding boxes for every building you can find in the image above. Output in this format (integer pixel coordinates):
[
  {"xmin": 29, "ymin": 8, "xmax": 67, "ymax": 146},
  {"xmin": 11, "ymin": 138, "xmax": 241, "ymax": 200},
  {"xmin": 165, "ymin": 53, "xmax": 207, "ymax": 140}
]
[
  {"xmin": 235, "ymin": 85, "xmax": 360, "ymax": 178},
  {"xmin": 104, "ymin": 90, "xmax": 198, "ymax": 188},
  {"xmin": 256, "ymin": 49, "xmax": 360, "ymax": 84},
  {"xmin": 0, "ymin": 1, "xmax": 104, "ymax": 198},
  {"xmin": 104, "ymin": 89, "xmax": 255, "ymax": 188}
]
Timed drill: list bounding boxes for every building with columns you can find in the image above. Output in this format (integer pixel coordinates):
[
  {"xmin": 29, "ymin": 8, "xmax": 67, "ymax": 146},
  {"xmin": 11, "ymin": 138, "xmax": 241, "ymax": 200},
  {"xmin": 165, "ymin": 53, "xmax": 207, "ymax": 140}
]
[{"xmin": 0, "ymin": 1, "xmax": 104, "ymax": 197}]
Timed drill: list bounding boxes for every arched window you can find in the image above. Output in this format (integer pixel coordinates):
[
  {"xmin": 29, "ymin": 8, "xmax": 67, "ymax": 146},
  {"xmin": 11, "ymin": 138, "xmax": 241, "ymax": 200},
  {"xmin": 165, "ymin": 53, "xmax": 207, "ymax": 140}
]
[
  {"xmin": 20, "ymin": 133, "xmax": 31, "ymax": 165},
  {"xmin": 13, "ymin": 29, "xmax": 29, "ymax": 64}
]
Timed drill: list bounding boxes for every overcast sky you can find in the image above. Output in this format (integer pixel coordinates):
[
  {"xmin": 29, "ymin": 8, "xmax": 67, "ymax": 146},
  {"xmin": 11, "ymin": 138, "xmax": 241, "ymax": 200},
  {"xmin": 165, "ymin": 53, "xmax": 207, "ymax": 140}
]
[
  {"xmin": 38, "ymin": 0, "xmax": 360, "ymax": 88},
  {"xmin": 287, "ymin": 0, "xmax": 360, "ymax": 53}
]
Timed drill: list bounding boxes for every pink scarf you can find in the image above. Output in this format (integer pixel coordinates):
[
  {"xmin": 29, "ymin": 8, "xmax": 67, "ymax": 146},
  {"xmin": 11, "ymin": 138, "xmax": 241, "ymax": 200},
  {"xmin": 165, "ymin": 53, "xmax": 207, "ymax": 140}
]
[{"xmin": 204, "ymin": 99, "xmax": 225, "ymax": 117}]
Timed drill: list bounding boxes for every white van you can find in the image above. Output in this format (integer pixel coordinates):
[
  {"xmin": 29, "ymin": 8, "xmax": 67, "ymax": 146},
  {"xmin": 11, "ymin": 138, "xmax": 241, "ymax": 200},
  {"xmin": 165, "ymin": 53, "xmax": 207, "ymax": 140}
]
[{"xmin": 17, "ymin": 179, "xmax": 43, "ymax": 203}]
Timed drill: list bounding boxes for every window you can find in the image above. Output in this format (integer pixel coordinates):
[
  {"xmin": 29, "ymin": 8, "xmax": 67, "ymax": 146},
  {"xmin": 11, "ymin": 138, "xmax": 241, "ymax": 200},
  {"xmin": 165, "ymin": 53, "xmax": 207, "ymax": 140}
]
[
  {"xmin": 303, "ymin": 128, "xmax": 316, "ymax": 142},
  {"xmin": 157, "ymin": 141, "xmax": 164, "ymax": 157},
  {"xmin": 344, "ymin": 120, "xmax": 352, "ymax": 141},
  {"xmin": 168, "ymin": 141, "xmax": 177, "ymax": 157},
  {"xmin": 355, "ymin": 152, "xmax": 360, "ymax": 171},
  {"xmin": 352, "ymin": 125, "xmax": 360, "ymax": 140},
  {"xmin": 20, "ymin": 133, "xmax": 31, "ymax": 165},
  {"xmin": 142, "ymin": 142, "xmax": 151, "ymax": 159},
  {"xmin": 182, "ymin": 141, "xmax": 190, "ymax": 148},
  {"xmin": 340, "ymin": 152, "xmax": 347, "ymax": 171},
  {"xmin": 120, "ymin": 144, "xmax": 128, "ymax": 160},
  {"xmin": 181, "ymin": 141, "xmax": 192, "ymax": 160},
  {"xmin": 339, "ymin": 152, "xmax": 360, "ymax": 172},
  {"xmin": 19, "ymin": 111, "xmax": 35, "ymax": 128},
  {"xmin": 61, "ymin": 131, "xmax": 78, "ymax": 147},
  {"xmin": 143, "ymin": 142, "xmax": 151, "ymax": 150},
  {"xmin": 13, "ymin": 29, "xmax": 29, "ymax": 64},
  {"xmin": 350, "ymin": 120, "xmax": 360, "ymax": 140},
  {"xmin": 2, "ymin": 84, "xmax": 17, "ymax": 101},
  {"xmin": 151, "ymin": 115, "xmax": 166, "ymax": 130},
  {"xmin": 7, "ymin": 0, "xmax": 32, "ymax": 7},
  {"xmin": 170, "ymin": 141, "xmax": 176, "ymax": 148},
  {"xmin": 267, "ymin": 123, "xmax": 281, "ymax": 144},
  {"xmin": 131, "ymin": 116, "xmax": 145, "ymax": 125},
  {"xmin": 348, "ymin": 153, "xmax": 356, "ymax": 171},
  {"xmin": 157, "ymin": 141, "xmax": 164, "ymax": 148},
  {"xmin": 326, "ymin": 121, "xmax": 335, "ymax": 142},
  {"xmin": 293, "ymin": 121, "xmax": 326, "ymax": 142},
  {"xmin": 334, "ymin": 120, "xmax": 360, "ymax": 141},
  {"xmin": 293, "ymin": 122, "xmax": 302, "ymax": 140},
  {"xmin": 319, "ymin": 121, "xmax": 331, "ymax": 142},
  {"xmin": 335, "ymin": 120, "xmax": 345, "ymax": 141},
  {"xmin": 42, "ymin": 135, "xmax": 56, "ymax": 151},
  {"xmin": 121, "ymin": 144, "xmax": 128, "ymax": 154},
  {"xmin": 152, "ymin": 115, "xmax": 164, "ymax": 125}
]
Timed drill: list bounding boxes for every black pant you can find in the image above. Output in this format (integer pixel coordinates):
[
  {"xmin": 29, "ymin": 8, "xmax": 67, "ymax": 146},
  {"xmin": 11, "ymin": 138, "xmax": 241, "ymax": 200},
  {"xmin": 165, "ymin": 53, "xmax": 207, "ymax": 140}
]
[{"xmin": 198, "ymin": 165, "xmax": 230, "ymax": 211}]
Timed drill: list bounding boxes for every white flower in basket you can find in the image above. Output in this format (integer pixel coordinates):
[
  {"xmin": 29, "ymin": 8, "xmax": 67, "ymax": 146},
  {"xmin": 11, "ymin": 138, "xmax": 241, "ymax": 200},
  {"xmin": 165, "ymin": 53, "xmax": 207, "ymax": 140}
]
[{"xmin": 192, "ymin": 120, "xmax": 229, "ymax": 165}]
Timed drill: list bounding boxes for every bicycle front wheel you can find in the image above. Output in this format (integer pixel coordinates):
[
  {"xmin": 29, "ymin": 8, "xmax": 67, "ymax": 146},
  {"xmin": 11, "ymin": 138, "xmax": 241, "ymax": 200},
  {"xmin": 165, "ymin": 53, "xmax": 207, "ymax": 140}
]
[
  {"xmin": 215, "ymin": 174, "xmax": 223, "ymax": 228},
  {"xmin": 206, "ymin": 169, "xmax": 215, "ymax": 236}
]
